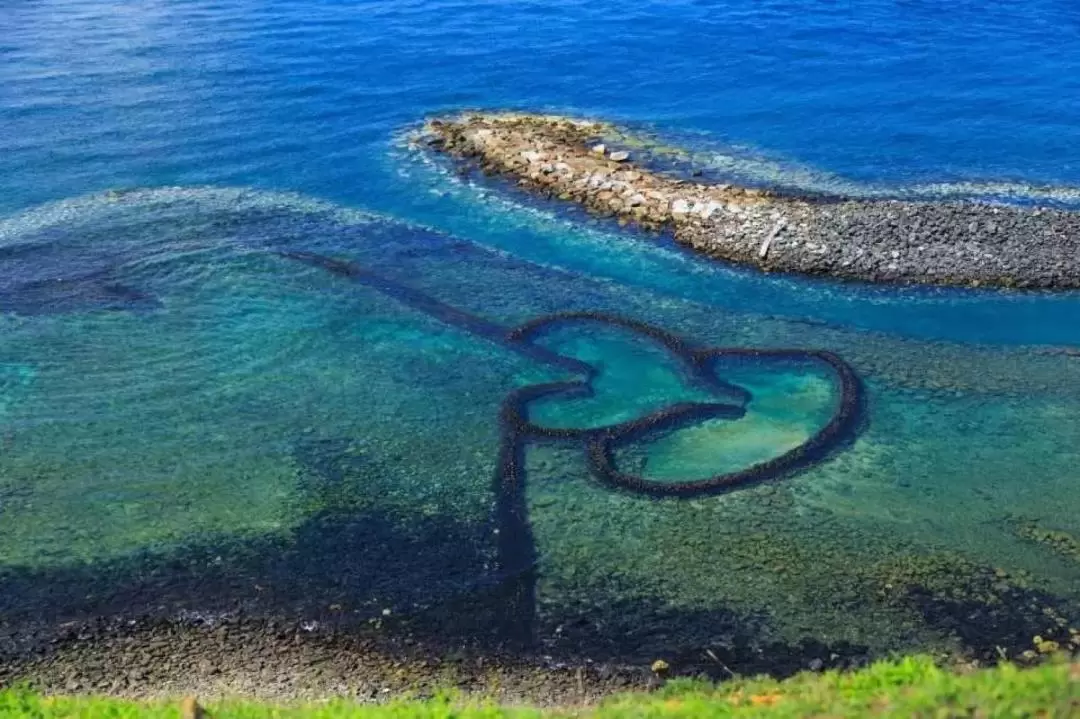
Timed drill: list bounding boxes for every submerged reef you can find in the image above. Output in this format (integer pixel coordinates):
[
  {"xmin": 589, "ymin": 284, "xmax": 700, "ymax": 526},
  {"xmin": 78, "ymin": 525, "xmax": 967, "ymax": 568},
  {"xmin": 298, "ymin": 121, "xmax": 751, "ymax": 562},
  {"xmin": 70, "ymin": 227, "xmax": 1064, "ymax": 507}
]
[
  {"xmin": 420, "ymin": 113, "xmax": 1080, "ymax": 288},
  {"xmin": 1011, "ymin": 517, "xmax": 1080, "ymax": 563},
  {"xmin": 6, "ymin": 198, "xmax": 1080, "ymax": 696},
  {"xmin": 280, "ymin": 250, "xmax": 863, "ymax": 643},
  {"xmin": 281, "ymin": 250, "xmax": 861, "ymax": 499},
  {"xmin": 868, "ymin": 552, "xmax": 1080, "ymax": 663}
]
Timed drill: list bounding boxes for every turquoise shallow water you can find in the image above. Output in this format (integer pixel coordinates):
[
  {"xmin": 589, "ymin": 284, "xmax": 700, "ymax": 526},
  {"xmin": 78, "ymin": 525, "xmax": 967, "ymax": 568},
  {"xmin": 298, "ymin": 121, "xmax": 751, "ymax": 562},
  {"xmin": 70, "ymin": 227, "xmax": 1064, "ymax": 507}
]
[
  {"xmin": 2, "ymin": 188, "xmax": 1080, "ymax": 668},
  {"xmin": 3, "ymin": 0, "xmax": 1080, "ymax": 671}
]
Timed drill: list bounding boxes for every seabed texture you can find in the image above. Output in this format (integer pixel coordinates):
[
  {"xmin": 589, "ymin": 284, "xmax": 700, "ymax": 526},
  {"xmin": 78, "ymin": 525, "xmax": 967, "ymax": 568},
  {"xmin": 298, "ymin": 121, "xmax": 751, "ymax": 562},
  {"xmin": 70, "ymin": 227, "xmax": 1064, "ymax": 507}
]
[{"xmin": 2, "ymin": 186, "xmax": 1080, "ymax": 699}]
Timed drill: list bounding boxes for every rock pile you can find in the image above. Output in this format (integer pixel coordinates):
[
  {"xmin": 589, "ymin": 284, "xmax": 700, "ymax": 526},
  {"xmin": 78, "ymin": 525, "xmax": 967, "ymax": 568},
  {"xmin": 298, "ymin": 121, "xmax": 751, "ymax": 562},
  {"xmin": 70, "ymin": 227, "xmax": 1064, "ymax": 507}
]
[{"xmin": 421, "ymin": 113, "xmax": 1080, "ymax": 288}]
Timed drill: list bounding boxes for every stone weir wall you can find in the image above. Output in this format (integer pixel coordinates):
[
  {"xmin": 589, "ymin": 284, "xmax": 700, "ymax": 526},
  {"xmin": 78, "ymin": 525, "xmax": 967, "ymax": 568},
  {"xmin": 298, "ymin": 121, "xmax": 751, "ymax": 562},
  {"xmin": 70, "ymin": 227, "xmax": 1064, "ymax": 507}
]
[{"xmin": 420, "ymin": 113, "xmax": 1080, "ymax": 288}]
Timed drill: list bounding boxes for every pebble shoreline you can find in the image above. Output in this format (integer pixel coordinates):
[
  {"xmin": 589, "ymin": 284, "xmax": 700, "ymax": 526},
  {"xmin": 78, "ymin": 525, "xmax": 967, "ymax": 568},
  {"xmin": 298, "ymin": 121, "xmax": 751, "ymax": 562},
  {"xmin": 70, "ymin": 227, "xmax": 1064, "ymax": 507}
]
[
  {"xmin": 420, "ymin": 113, "xmax": 1080, "ymax": 288},
  {"xmin": 0, "ymin": 616, "xmax": 648, "ymax": 704}
]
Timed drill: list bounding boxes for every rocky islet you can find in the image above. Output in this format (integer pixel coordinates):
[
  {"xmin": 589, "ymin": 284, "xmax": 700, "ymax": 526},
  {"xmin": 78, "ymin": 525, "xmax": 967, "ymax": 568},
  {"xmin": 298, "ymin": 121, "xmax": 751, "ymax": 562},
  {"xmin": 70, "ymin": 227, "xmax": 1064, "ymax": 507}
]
[{"xmin": 420, "ymin": 113, "xmax": 1080, "ymax": 288}]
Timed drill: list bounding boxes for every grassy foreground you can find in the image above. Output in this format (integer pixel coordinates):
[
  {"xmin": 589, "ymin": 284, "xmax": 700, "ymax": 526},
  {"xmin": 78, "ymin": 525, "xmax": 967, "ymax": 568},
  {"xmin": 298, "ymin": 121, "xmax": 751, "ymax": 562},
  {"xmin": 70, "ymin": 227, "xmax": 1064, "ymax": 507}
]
[{"xmin": 3, "ymin": 656, "xmax": 1078, "ymax": 718}]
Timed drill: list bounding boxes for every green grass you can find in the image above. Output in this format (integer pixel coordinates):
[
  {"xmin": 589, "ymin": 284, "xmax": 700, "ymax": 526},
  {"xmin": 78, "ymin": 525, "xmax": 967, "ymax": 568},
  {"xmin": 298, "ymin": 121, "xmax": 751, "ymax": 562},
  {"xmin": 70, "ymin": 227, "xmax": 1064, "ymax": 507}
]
[{"xmin": 3, "ymin": 656, "xmax": 1078, "ymax": 718}]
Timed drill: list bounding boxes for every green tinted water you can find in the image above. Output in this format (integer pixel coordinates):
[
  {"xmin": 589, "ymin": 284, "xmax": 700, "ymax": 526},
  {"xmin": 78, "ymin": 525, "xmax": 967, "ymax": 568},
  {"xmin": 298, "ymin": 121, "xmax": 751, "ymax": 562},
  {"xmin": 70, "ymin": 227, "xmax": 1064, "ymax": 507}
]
[{"xmin": 2, "ymin": 188, "xmax": 1080, "ymax": 667}]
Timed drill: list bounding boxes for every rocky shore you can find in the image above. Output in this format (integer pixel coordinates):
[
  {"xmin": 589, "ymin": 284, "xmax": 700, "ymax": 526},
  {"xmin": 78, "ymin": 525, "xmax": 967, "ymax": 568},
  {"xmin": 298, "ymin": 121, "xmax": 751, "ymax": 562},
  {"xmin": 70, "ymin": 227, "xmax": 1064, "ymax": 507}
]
[
  {"xmin": 420, "ymin": 113, "xmax": 1080, "ymax": 288},
  {"xmin": 0, "ymin": 615, "xmax": 653, "ymax": 703}
]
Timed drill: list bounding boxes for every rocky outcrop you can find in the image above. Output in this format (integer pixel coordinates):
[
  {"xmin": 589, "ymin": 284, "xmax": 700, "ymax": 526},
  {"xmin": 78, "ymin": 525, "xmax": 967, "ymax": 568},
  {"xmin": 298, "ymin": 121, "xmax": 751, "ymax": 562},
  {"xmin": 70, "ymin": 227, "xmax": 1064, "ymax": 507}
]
[{"xmin": 419, "ymin": 113, "xmax": 1080, "ymax": 288}]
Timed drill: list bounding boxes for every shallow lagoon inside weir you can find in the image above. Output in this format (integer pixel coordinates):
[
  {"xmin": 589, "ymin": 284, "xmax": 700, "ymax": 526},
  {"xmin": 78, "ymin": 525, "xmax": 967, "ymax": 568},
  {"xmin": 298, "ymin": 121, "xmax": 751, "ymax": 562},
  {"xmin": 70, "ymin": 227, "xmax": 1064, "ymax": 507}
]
[{"xmin": 3, "ymin": 187, "xmax": 1080, "ymax": 674}]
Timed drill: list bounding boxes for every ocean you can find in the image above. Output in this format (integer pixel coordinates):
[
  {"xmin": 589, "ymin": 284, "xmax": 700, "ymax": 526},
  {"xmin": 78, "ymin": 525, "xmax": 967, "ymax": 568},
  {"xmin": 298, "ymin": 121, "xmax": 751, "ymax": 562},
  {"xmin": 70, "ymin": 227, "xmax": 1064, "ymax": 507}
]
[{"xmin": 3, "ymin": 0, "xmax": 1080, "ymax": 674}]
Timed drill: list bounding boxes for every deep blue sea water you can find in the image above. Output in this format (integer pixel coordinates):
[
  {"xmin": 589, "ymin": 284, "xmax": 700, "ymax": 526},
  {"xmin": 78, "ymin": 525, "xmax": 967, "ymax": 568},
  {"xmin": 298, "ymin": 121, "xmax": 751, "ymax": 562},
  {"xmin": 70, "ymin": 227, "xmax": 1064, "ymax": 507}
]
[{"xmin": 4, "ymin": 0, "xmax": 1080, "ymax": 673}]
